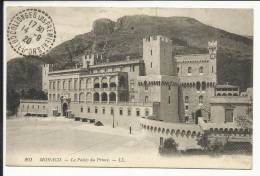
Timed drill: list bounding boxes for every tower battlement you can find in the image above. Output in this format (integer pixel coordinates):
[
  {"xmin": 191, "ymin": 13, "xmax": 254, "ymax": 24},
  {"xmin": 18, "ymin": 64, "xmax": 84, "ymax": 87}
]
[
  {"xmin": 208, "ymin": 40, "xmax": 218, "ymax": 59},
  {"xmin": 143, "ymin": 35, "xmax": 172, "ymax": 44}
]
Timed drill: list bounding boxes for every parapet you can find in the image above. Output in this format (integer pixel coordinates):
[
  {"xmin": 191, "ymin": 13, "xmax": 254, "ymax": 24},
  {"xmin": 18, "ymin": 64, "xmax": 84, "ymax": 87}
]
[{"xmin": 143, "ymin": 35, "xmax": 172, "ymax": 44}]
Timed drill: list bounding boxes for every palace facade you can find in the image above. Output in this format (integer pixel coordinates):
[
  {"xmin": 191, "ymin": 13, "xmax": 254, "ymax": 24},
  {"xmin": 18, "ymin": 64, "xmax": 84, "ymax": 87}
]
[{"xmin": 18, "ymin": 35, "xmax": 252, "ymax": 129}]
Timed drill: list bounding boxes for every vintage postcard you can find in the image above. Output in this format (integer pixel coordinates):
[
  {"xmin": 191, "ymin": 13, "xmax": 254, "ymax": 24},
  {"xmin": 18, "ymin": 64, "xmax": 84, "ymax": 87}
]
[{"xmin": 4, "ymin": 4, "xmax": 253, "ymax": 169}]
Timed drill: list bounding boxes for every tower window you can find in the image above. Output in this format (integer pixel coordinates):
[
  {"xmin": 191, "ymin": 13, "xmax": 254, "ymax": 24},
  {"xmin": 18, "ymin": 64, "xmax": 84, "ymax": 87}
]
[
  {"xmin": 145, "ymin": 85, "xmax": 148, "ymax": 90},
  {"xmin": 88, "ymin": 107, "xmax": 90, "ymax": 113},
  {"xmin": 95, "ymin": 107, "xmax": 98, "ymax": 114},
  {"xmin": 168, "ymin": 96, "xmax": 171, "ymax": 104},
  {"xmin": 111, "ymin": 108, "xmax": 114, "ymax": 115},
  {"xmin": 128, "ymin": 109, "xmax": 131, "ymax": 116},
  {"xmin": 212, "ymin": 66, "xmax": 214, "ymax": 73},
  {"xmin": 119, "ymin": 109, "xmax": 123, "ymax": 115},
  {"xmin": 150, "ymin": 49, "xmax": 152, "ymax": 56},
  {"xmin": 168, "ymin": 86, "xmax": 171, "ymax": 91},
  {"xmin": 102, "ymin": 108, "xmax": 105, "ymax": 114},
  {"xmin": 136, "ymin": 109, "xmax": 140, "ymax": 116},
  {"xmin": 188, "ymin": 67, "xmax": 192, "ymax": 73},
  {"xmin": 185, "ymin": 96, "xmax": 189, "ymax": 103},
  {"xmin": 177, "ymin": 67, "xmax": 179, "ymax": 74},
  {"xmin": 185, "ymin": 105, "xmax": 189, "ymax": 110},
  {"xmin": 151, "ymin": 62, "xmax": 152, "ymax": 68},
  {"xmin": 81, "ymin": 107, "xmax": 83, "ymax": 112},
  {"xmin": 145, "ymin": 109, "xmax": 149, "ymax": 116},
  {"xmin": 225, "ymin": 108, "xmax": 234, "ymax": 123},
  {"xmin": 199, "ymin": 66, "xmax": 203, "ymax": 73},
  {"xmin": 145, "ymin": 96, "xmax": 149, "ymax": 102},
  {"xmin": 199, "ymin": 96, "xmax": 203, "ymax": 104}
]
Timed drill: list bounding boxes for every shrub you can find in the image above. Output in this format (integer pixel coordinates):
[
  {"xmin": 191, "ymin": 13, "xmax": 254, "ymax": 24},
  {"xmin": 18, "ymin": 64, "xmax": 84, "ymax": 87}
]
[{"xmin": 159, "ymin": 138, "xmax": 178, "ymax": 155}]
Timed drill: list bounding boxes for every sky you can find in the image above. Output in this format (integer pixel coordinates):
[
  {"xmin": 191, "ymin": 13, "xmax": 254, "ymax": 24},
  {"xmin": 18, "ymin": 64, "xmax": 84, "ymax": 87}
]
[{"xmin": 6, "ymin": 7, "xmax": 253, "ymax": 60}]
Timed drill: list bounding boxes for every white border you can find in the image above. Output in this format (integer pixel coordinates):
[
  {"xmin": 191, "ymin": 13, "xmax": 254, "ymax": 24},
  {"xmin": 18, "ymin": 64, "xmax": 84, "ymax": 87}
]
[{"xmin": 3, "ymin": 1, "xmax": 260, "ymax": 176}]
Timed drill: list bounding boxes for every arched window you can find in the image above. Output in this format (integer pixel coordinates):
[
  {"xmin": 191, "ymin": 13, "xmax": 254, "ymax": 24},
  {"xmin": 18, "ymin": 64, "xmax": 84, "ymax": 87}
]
[
  {"xmin": 86, "ymin": 93, "xmax": 92, "ymax": 102},
  {"xmin": 68, "ymin": 80, "xmax": 71, "ymax": 90},
  {"xmin": 136, "ymin": 108, "xmax": 140, "ymax": 116},
  {"xmin": 109, "ymin": 76, "xmax": 116, "ymax": 88},
  {"xmin": 199, "ymin": 66, "xmax": 203, "ymax": 73},
  {"xmin": 79, "ymin": 92, "xmax": 85, "ymax": 102},
  {"xmin": 74, "ymin": 93, "xmax": 78, "ymax": 102},
  {"xmin": 53, "ymin": 81, "xmax": 56, "ymax": 90},
  {"xmin": 101, "ymin": 77, "xmax": 108, "ymax": 88},
  {"xmin": 196, "ymin": 81, "xmax": 201, "ymax": 91},
  {"xmin": 202, "ymin": 81, "xmax": 206, "ymax": 91},
  {"xmin": 145, "ymin": 96, "xmax": 149, "ymax": 103},
  {"xmin": 109, "ymin": 92, "xmax": 116, "ymax": 102},
  {"xmin": 79, "ymin": 79, "xmax": 83, "ymax": 90},
  {"xmin": 145, "ymin": 109, "xmax": 149, "ymax": 116},
  {"xmin": 93, "ymin": 92, "xmax": 99, "ymax": 102},
  {"xmin": 74, "ymin": 79, "xmax": 78, "ymax": 90},
  {"xmin": 188, "ymin": 67, "xmax": 192, "ymax": 73},
  {"xmin": 63, "ymin": 80, "xmax": 65, "ymax": 90},
  {"xmin": 101, "ymin": 92, "xmax": 108, "ymax": 102},
  {"xmin": 199, "ymin": 95, "xmax": 203, "ymax": 104},
  {"xmin": 86, "ymin": 79, "xmax": 92, "ymax": 89},
  {"xmin": 185, "ymin": 96, "xmax": 189, "ymax": 103}
]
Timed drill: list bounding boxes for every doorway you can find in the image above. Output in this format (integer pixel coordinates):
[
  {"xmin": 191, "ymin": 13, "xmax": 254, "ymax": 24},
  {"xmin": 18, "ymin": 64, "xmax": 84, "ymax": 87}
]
[{"xmin": 62, "ymin": 103, "xmax": 68, "ymax": 116}]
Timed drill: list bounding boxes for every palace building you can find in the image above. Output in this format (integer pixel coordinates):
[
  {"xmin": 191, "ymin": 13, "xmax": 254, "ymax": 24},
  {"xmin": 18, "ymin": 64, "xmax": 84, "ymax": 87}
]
[{"xmin": 18, "ymin": 35, "xmax": 252, "ymax": 129}]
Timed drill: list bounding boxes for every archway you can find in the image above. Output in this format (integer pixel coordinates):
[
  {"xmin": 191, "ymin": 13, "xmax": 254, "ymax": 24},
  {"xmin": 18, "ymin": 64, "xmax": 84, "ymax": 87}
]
[
  {"xmin": 195, "ymin": 109, "xmax": 202, "ymax": 124},
  {"xmin": 62, "ymin": 103, "xmax": 68, "ymax": 116},
  {"xmin": 101, "ymin": 92, "xmax": 108, "ymax": 102}
]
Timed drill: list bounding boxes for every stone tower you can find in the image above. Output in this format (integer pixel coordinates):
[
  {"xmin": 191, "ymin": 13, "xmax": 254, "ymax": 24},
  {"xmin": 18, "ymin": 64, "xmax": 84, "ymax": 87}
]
[
  {"xmin": 208, "ymin": 41, "xmax": 218, "ymax": 83},
  {"xmin": 42, "ymin": 64, "xmax": 49, "ymax": 92},
  {"xmin": 138, "ymin": 35, "xmax": 180, "ymax": 122},
  {"xmin": 143, "ymin": 35, "xmax": 176, "ymax": 76}
]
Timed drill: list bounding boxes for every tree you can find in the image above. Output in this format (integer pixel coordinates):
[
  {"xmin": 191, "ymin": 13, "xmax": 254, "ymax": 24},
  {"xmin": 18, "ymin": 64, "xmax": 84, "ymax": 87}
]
[
  {"xmin": 159, "ymin": 138, "xmax": 178, "ymax": 155},
  {"xmin": 7, "ymin": 89, "xmax": 20, "ymax": 116},
  {"xmin": 236, "ymin": 115, "xmax": 252, "ymax": 129}
]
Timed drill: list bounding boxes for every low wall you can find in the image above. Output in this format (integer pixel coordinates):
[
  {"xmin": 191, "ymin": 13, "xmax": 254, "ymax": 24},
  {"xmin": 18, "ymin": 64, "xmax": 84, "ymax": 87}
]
[
  {"xmin": 139, "ymin": 118, "xmax": 203, "ymax": 150},
  {"xmin": 18, "ymin": 100, "xmax": 48, "ymax": 116}
]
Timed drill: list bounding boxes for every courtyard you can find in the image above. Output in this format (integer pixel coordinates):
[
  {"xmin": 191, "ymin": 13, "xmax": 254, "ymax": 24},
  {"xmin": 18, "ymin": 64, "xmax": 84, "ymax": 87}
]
[{"xmin": 6, "ymin": 117, "xmax": 252, "ymax": 169}]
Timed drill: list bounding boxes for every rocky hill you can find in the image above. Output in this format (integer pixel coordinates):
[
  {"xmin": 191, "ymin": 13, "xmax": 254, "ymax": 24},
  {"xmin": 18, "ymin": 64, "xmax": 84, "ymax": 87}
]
[{"xmin": 7, "ymin": 15, "xmax": 253, "ymax": 92}]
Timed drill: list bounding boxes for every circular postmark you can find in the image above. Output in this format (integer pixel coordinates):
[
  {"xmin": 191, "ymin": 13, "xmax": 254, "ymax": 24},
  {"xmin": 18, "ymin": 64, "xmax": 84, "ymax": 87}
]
[{"xmin": 7, "ymin": 8, "xmax": 56, "ymax": 56}]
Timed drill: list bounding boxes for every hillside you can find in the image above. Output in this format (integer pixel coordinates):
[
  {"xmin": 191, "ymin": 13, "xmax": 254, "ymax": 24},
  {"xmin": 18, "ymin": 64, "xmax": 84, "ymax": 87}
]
[{"xmin": 7, "ymin": 15, "xmax": 253, "ymax": 92}]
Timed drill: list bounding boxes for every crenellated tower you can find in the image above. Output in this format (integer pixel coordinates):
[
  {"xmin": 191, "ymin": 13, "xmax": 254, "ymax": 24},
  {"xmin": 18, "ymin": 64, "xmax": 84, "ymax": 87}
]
[
  {"xmin": 208, "ymin": 40, "xmax": 218, "ymax": 83},
  {"xmin": 138, "ymin": 35, "xmax": 180, "ymax": 123},
  {"xmin": 143, "ymin": 35, "xmax": 176, "ymax": 76}
]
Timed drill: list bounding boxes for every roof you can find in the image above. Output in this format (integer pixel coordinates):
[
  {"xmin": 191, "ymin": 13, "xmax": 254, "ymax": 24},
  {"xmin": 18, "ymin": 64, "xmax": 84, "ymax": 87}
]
[
  {"xmin": 216, "ymin": 84, "xmax": 239, "ymax": 89},
  {"xmin": 175, "ymin": 54, "xmax": 210, "ymax": 61}
]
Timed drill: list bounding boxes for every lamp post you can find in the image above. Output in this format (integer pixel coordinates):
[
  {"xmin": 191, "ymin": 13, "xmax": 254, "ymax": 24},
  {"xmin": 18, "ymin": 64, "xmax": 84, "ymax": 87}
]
[{"xmin": 112, "ymin": 109, "xmax": 115, "ymax": 128}]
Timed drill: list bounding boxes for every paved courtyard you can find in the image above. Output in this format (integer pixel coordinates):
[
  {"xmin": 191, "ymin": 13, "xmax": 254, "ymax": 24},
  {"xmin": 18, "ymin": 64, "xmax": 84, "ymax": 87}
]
[{"xmin": 6, "ymin": 117, "xmax": 252, "ymax": 169}]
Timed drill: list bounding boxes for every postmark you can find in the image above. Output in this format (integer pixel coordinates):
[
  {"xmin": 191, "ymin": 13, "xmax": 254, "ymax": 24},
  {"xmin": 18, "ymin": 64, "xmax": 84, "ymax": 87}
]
[{"xmin": 7, "ymin": 8, "xmax": 56, "ymax": 56}]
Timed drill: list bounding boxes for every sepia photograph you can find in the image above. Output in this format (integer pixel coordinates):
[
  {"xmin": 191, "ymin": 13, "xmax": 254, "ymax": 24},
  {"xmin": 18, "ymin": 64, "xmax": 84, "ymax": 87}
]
[{"xmin": 4, "ymin": 5, "xmax": 253, "ymax": 169}]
